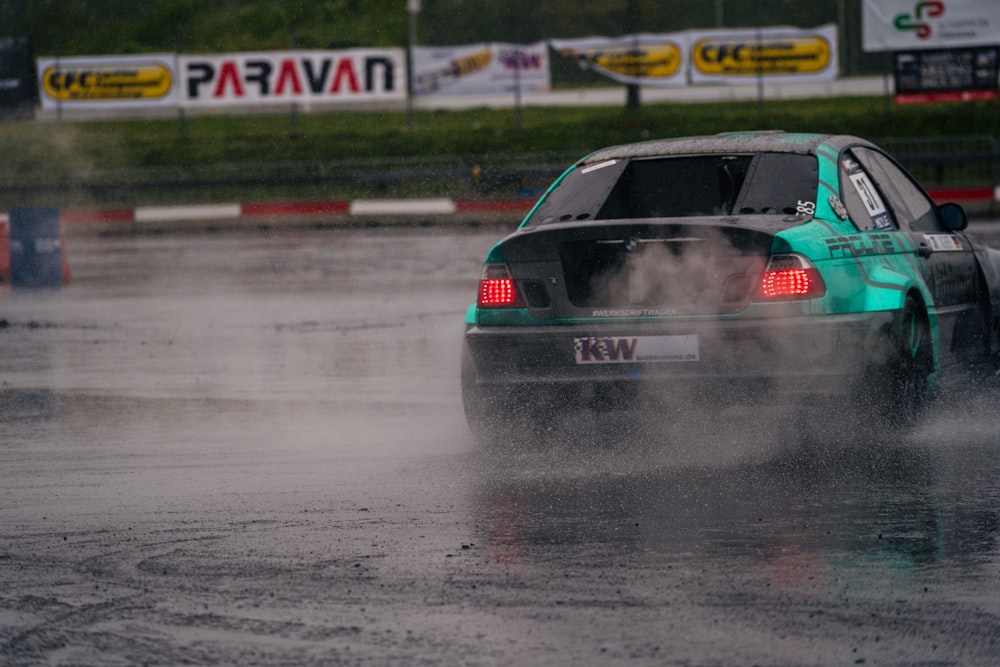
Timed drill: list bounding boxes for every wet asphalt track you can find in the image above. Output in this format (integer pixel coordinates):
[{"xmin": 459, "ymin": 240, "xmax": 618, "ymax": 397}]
[{"xmin": 1, "ymin": 224, "xmax": 999, "ymax": 666}]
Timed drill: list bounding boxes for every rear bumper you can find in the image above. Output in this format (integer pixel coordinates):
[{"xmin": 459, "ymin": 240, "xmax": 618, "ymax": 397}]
[{"xmin": 464, "ymin": 312, "xmax": 895, "ymax": 396}]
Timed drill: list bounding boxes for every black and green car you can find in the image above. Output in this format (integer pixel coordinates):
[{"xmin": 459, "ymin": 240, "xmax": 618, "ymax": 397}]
[{"xmin": 461, "ymin": 132, "xmax": 1000, "ymax": 440}]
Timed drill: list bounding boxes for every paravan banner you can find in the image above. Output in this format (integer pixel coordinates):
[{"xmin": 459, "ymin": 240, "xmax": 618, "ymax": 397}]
[
  {"xmin": 550, "ymin": 33, "xmax": 688, "ymax": 87},
  {"xmin": 412, "ymin": 43, "xmax": 550, "ymax": 96},
  {"xmin": 179, "ymin": 49, "xmax": 405, "ymax": 108}
]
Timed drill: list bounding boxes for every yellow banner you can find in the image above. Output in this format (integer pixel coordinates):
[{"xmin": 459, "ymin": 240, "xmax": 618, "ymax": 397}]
[
  {"xmin": 42, "ymin": 63, "xmax": 173, "ymax": 101},
  {"xmin": 693, "ymin": 35, "xmax": 831, "ymax": 76},
  {"xmin": 581, "ymin": 44, "xmax": 683, "ymax": 80}
]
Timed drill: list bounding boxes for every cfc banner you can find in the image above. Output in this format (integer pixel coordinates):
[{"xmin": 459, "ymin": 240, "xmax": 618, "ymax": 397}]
[
  {"xmin": 689, "ymin": 24, "xmax": 838, "ymax": 84},
  {"xmin": 863, "ymin": 0, "xmax": 1000, "ymax": 52},
  {"xmin": 550, "ymin": 34, "xmax": 688, "ymax": 87},
  {"xmin": 412, "ymin": 43, "xmax": 549, "ymax": 96},
  {"xmin": 179, "ymin": 49, "xmax": 405, "ymax": 107},
  {"xmin": 37, "ymin": 54, "xmax": 176, "ymax": 110}
]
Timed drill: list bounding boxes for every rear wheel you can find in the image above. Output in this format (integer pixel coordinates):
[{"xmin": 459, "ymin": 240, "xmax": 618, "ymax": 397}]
[{"xmin": 865, "ymin": 295, "xmax": 933, "ymax": 429}]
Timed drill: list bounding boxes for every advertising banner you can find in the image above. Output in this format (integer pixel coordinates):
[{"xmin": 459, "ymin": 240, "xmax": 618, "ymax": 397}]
[
  {"xmin": 413, "ymin": 42, "xmax": 549, "ymax": 96},
  {"xmin": 863, "ymin": 0, "xmax": 1000, "ymax": 52},
  {"xmin": 179, "ymin": 49, "xmax": 405, "ymax": 108},
  {"xmin": 37, "ymin": 54, "xmax": 176, "ymax": 110},
  {"xmin": 550, "ymin": 33, "xmax": 688, "ymax": 87},
  {"xmin": 688, "ymin": 24, "xmax": 838, "ymax": 84},
  {"xmin": 894, "ymin": 46, "xmax": 999, "ymax": 103},
  {"xmin": 0, "ymin": 36, "xmax": 37, "ymax": 115}
]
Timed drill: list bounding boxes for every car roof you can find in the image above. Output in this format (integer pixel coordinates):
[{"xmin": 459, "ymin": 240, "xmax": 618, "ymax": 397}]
[{"xmin": 579, "ymin": 131, "xmax": 876, "ymax": 165}]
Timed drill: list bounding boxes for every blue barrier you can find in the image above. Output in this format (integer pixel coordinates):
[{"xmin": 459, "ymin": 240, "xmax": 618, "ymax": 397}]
[{"xmin": 8, "ymin": 207, "xmax": 63, "ymax": 288}]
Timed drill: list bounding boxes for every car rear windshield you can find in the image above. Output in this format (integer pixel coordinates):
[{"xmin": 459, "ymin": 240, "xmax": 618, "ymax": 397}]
[{"xmin": 525, "ymin": 152, "xmax": 818, "ymax": 225}]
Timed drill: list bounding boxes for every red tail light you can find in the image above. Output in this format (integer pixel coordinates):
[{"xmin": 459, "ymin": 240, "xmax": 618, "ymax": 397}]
[
  {"xmin": 757, "ymin": 254, "xmax": 825, "ymax": 301},
  {"xmin": 477, "ymin": 263, "xmax": 524, "ymax": 308}
]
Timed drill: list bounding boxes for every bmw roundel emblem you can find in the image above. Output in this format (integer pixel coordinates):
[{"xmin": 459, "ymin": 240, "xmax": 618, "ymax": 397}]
[{"xmin": 623, "ymin": 238, "xmax": 639, "ymax": 253}]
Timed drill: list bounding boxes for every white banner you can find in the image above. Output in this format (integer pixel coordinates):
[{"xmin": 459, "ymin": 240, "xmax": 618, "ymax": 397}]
[
  {"xmin": 863, "ymin": 0, "xmax": 1000, "ymax": 52},
  {"xmin": 179, "ymin": 49, "xmax": 405, "ymax": 107},
  {"xmin": 550, "ymin": 33, "xmax": 688, "ymax": 87},
  {"xmin": 688, "ymin": 24, "xmax": 838, "ymax": 84},
  {"xmin": 37, "ymin": 54, "xmax": 177, "ymax": 110},
  {"xmin": 412, "ymin": 42, "xmax": 549, "ymax": 96}
]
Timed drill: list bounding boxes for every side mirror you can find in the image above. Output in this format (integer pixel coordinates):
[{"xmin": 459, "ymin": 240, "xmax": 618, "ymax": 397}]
[{"xmin": 939, "ymin": 202, "xmax": 968, "ymax": 232}]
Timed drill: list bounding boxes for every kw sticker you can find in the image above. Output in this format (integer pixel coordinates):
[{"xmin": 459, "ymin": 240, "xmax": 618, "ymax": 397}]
[{"xmin": 575, "ymin": 335, "xmax": 699, "ymax": 364}]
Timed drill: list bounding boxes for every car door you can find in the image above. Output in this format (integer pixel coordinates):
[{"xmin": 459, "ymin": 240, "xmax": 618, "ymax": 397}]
[{"xmin": 843, "ymin": 146, "xmax": 980, "ymax": 362}]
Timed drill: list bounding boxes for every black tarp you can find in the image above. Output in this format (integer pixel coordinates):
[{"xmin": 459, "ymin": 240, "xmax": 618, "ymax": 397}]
[{"xmin": 0, "ymin": 36, "xmax": 37, "ymax": 119}]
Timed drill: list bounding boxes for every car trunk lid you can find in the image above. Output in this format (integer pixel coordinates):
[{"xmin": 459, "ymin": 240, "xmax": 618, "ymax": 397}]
[{"xmin": 496, "ymin": 218, "xmax": 787, "ymax": 319}]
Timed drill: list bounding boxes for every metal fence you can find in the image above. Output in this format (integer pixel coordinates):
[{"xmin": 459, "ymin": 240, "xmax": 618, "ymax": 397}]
[
  {"xmin": 0, "ymin": 138, "xmax": 996, "ymax": 209},
  {"xmin": 875, "ymin": 135, "xmax": 1000, "ymax": 193},
  {"xmin": 0, "ymin": 151, "xmax": 583, "ymax": 207}
]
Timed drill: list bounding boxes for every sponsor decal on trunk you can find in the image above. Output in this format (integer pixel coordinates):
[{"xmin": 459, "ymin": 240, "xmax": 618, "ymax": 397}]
[{"xmin": 575, "ymin": 335, "xmax": 699, "ymax": 363}]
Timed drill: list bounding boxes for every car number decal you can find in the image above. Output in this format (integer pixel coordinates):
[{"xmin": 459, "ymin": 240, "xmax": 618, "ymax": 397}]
[
  {"xmin": 848, "ymin": 172, "xmax": 893, "ymax": 230},
  {"xmin": 575, "ymin": 335, "xmax": 699, "ymax": 364},
  {"xmin": 923, "ymin": 234, "xmax": 964, "ymax": 251}
]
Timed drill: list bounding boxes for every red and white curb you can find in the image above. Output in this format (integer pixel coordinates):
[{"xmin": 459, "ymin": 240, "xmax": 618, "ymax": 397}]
[{"xmin": 52, "ymin": 198, "xmax": 536, "ymax": 226}]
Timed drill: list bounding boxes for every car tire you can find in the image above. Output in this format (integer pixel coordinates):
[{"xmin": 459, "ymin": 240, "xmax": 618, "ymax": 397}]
[{"xmin": 866, "ymin": 295, "xmax": 933, "ymax": 429}]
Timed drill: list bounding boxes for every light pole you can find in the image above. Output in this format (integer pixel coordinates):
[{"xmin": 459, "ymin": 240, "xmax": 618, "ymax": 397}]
[
  {"xmin": 625, "ymin": 0, "xmax": 641, "ymax": 111},
  {"xmin": 406, "ymin": 0, "xmax": 420, "ymax": 131},
  {"xmin": 754, "ymin": 0, "xmax": 764, "ymax": 120}
]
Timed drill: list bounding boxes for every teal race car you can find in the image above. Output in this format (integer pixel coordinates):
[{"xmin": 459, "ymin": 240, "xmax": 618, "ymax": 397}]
[{"xmin": 461, "ymin": 132, "xmax": 1000, "ymax": 442}]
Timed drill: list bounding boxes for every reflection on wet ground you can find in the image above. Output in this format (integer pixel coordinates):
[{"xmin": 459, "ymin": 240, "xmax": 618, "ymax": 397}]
[
  {"xmin": 468, "ymin": 403, "xmax": 1000, "ymax": 663},
  {"xmin": 476, "ymin": 426, "xmax": 999, "ymax": 574},
  {"xmin": 1, "ymin": 228, "xmax": 998, "ymax": 665}
]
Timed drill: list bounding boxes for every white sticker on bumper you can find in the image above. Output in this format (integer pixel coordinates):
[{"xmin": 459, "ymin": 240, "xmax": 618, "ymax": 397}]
[{"xmin": 574, "ymin": 335, "xmax": 699, "ymax": 364}]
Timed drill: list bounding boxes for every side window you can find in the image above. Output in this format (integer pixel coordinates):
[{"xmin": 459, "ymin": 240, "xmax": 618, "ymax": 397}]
[
  {"xmin": 734, "ymin": 153, "xmax": 818, "ymax": 216},
  {"xmin": 840, "ymin": 150, "xmax": 896, "ymax": 231},
  {"xmin": 852, "ymin": 148, "xmax": 940, "ymax": 232}
]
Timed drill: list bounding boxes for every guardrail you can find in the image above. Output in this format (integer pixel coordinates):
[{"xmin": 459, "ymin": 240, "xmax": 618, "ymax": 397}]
[{"xmin": 0, "ymin": 138, "xmax": 997, "ymax": 212}]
